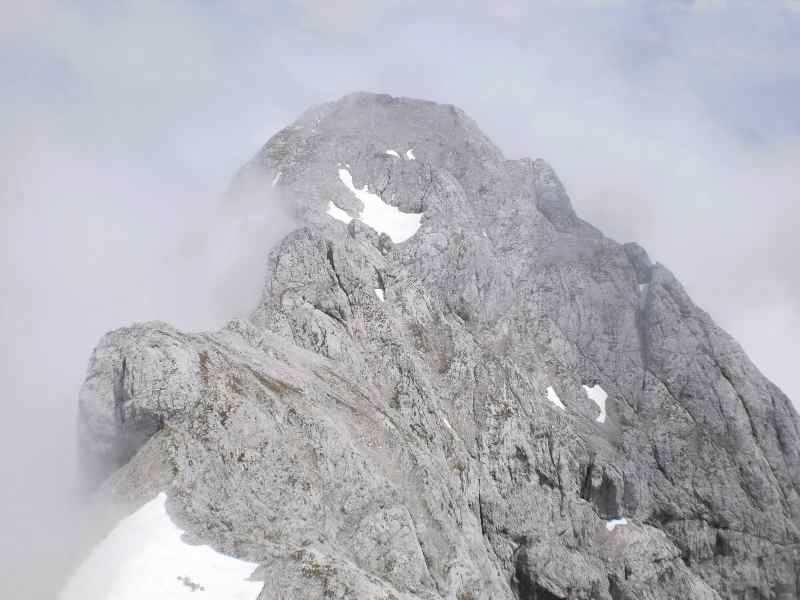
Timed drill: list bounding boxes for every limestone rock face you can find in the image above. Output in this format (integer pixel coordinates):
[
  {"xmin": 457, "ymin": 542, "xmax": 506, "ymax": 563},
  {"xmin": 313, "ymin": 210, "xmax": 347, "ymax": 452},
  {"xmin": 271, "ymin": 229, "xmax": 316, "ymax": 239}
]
[{"xmin": 75, "ymin": 92, "xmax": 800, "ymax": 600}]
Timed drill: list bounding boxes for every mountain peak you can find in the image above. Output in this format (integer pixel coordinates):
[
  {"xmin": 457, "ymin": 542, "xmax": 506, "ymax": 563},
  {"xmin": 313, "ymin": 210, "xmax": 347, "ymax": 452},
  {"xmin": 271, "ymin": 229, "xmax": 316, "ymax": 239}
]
[{"xmin": 69, "ymin": 94, "xmax": 800, "ymax": 600}]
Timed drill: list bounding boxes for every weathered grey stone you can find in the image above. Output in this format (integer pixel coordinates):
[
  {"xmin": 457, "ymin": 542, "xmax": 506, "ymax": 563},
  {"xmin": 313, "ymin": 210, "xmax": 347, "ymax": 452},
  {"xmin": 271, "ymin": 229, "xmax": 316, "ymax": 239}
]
[{"xmin": 74, "ymin": 92, "xmax": 800, "ymax": 599}]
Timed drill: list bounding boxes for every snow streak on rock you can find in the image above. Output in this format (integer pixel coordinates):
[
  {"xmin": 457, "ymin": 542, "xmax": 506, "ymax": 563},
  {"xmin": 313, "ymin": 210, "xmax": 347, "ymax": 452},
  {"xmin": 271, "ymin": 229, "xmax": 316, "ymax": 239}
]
[
  {"xmin": 546, "ymin": 386, "xmax": 566, "ymax": 410},
  {"xmin": 583, "ymin": 384, "xmax": 608, "ymax": 423},
  {"xmin": 326, "ymin": 199, "xmax": 353, "ymax": 225},
  {"xmin": 606, "ymin": 517, "xmax": 627, "ymax": 532},
  {"xmin": 337, "ymin": 167, "xmax": 421, "ymax": 242}
]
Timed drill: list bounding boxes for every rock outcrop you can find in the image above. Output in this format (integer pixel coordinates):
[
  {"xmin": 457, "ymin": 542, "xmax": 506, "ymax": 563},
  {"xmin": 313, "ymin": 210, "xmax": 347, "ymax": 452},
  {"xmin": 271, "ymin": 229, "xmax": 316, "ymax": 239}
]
[{"xmin": 74, "ymin": 92, "xmax": 800, "ymax": 599}]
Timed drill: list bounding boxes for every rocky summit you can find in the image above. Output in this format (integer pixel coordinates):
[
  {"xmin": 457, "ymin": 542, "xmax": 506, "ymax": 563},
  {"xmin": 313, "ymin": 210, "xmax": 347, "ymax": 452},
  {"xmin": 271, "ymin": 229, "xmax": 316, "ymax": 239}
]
[{"xmin": 71, "ymin": 92, "xmax": 800, "ymax": 599}]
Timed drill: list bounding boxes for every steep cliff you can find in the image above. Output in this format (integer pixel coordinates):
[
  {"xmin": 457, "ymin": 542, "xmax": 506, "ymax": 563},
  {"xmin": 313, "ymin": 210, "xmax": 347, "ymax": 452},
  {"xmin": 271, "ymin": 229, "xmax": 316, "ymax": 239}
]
[{"xmin": 70, "ymin": 92, "xmax": 800, "ymax": 600}]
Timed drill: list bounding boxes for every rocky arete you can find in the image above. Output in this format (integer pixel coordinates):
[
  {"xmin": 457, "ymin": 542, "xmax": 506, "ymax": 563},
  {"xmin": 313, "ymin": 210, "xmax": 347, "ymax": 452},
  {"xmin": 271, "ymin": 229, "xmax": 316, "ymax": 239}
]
[{"xmin": 69, "ymin": 92, "xmax": 800, "ymax": 600}]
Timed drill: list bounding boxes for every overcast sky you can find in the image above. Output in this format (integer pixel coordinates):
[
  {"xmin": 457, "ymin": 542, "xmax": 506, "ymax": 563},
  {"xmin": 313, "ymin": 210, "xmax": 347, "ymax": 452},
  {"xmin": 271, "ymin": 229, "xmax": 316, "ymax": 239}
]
[{"xmin": 2, "ymin": 1, "xmax": 799, "ymax": 596}]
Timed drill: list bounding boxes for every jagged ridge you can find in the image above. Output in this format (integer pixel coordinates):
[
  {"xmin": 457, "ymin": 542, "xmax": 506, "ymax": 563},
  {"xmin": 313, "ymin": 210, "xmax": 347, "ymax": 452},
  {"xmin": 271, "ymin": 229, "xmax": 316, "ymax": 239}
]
[{"xmin": 73, "ymin": 92, "xmax": 800, "ymax": 600}]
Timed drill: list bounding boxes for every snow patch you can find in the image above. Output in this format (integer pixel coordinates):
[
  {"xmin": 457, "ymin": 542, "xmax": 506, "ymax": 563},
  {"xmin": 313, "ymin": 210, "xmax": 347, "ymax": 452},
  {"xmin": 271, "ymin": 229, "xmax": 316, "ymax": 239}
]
[
  {"xmin": 546, "ymin": 386, "xmax": 566, "ymax": 411},
  {"xmin": 583, "ymin": 384, "xmax": 608, "ymax": 423},
  {"xmin": 385, "ymin": 149, "xmax": 400, "ymax": 157},
  {"xmin": 638, "ymin": 283, "xmax": 650, "ymax": 309},
  {"xmin": 271, "ymin": 171, "xmax": 282, "ymax": 187},
  {"xmin": 336, "ymin": 167, "xmax": 422, "ymax": 242},
  {"xmin": 442, "ymin": 415, "xmax": 454, "ymax": 432},
  {"xmin": 60, "ymin": 493, "xmax": 261, "ymax": 600},
  {"xmin": 374, "ymin": 288, "xmax": 385, "ymax": 302},
  {"xmin": 606, "ymin": 517, "xmax": 628, "ymax": 532},
  {"xmin": 405, "ymin": 149, "xmax": 416, "ymax": 160},
  {"xmin": 326, "ymin": 201, "xmax": 353, "ymax": 225}
]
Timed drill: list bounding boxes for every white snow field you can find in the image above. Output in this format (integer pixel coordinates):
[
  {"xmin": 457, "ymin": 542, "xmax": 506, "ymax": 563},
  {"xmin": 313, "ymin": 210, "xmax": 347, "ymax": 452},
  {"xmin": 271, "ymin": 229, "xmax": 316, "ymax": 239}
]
[
  {"xmin": 583, "ymin": 383, "xmax": 608, "ymax": 423},
  {"xmin": 60, "ymin": 493, "xmax": 262, "ymax": 600},
  {"xmin": 332, "ymin": 167, "xmax": 422, "ymax": 242},
  {"xmin": 546, "ymin": 386, "xmax": 566, "ymax": 411}
]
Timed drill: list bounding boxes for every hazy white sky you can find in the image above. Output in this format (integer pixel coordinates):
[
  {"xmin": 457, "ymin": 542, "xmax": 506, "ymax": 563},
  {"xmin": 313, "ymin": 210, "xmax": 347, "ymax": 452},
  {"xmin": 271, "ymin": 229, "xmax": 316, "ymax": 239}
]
[{"xmin": 2, "ymin": 1, "xmax": 799, "ymax": 597}]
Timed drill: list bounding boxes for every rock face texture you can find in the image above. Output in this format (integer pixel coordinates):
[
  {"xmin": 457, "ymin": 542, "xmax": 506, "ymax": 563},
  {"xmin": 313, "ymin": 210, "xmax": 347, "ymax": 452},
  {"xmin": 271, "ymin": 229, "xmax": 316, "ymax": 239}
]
[{"xmin": 76, "ymin": 92, "xmax": 800, "ymax": 599}]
